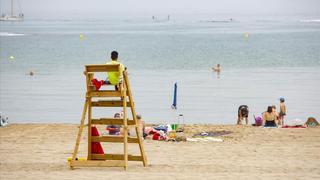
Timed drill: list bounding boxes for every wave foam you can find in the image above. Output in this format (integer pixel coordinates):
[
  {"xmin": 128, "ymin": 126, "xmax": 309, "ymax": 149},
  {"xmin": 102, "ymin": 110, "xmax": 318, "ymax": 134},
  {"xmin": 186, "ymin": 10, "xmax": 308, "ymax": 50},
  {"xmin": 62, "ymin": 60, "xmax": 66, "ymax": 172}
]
[
  {"xmin": 0, "ymin": 32, "xmax": 25, "ymax": 36},
  {"xmin": 300, "ymin": 19, "xmax": 320, "ymax": 23}
]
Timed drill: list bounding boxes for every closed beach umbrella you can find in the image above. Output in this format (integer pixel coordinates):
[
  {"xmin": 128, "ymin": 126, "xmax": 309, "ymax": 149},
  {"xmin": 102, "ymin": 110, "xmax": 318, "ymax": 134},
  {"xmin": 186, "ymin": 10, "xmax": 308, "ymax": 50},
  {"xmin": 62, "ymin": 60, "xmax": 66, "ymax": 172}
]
[{"xmin": 171, "ymin": 82, "xmax": 177, "ymax": 109}]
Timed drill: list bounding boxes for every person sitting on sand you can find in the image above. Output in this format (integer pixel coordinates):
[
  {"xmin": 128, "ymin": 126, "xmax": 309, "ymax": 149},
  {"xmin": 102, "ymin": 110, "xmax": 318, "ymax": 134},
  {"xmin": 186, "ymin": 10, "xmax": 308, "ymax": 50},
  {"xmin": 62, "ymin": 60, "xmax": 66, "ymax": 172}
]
[
  {"xmin": 278, "ymin": 98, "xmax": 286, "ymax": 126},
  {"xmin": 304, "ymin": 117, "xmax": 319, "ymax": 127},
  {"xmin": 237, "ymin": 105, "xmax": 249, "ymax": 125},
  {"xmin": 106, "ymin": 113, "xmax": 121, "ymax": 135},
  {"xmin": 263, "ymin": 106, "xmax": 278, "ymax": 127},
  {"xmin": 212, "ymin": 64, "xmax": 221, "ymax": 72}
]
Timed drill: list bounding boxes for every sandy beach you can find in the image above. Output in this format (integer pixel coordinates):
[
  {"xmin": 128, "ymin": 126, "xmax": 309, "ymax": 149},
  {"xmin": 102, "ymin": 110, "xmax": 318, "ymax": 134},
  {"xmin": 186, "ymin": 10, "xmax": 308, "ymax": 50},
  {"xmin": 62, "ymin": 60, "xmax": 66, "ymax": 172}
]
[{"xmin": 0, "ymin": 124, "xmax": 319, "ymax": 179}]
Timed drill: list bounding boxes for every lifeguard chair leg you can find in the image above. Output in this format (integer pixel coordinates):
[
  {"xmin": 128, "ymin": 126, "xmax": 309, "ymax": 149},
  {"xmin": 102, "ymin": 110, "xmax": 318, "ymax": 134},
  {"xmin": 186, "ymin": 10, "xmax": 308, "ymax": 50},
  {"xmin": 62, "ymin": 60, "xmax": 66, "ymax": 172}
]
[
  {"xmin": 70, "ymin": 99, "xmax": 88, "ymax": 169},
  {"xmin": 122, "ymin": 84, "xmax": 128, "ymax": 170},
  {"xmin": 123, "ymin": 71, "xmax": 148, "ymax": 167}
]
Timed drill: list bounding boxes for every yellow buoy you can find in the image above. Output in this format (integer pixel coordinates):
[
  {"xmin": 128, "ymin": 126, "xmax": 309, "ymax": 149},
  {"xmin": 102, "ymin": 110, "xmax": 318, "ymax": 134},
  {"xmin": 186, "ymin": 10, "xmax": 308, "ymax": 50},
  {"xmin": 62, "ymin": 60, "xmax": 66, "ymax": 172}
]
[
  {"xmin": 244, "ymin": 32, "xmax": 249, "ymax": 38},
  {"xmin": 79, "ymin": 33, "xmax": 85, "ymax": 40},
  {"xmin": 9, "ymin": 55, "xmax": 15, "ymax": 60}
]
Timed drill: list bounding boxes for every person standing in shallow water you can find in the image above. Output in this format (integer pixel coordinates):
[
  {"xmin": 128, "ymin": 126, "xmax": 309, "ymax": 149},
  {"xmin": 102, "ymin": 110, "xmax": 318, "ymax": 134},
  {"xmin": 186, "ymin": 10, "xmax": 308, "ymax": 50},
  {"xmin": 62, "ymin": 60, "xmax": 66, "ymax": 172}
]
[
  {"xmin": 212, "ymin": 64, "xmax": 221, "ymax": 72},
  {"xmin": 212, "ymin": 64, "xmax": 221, "ymax": 78},
  {"xmin": 278, "ymin": 98, "xmax": 286, "ymax": 126}
]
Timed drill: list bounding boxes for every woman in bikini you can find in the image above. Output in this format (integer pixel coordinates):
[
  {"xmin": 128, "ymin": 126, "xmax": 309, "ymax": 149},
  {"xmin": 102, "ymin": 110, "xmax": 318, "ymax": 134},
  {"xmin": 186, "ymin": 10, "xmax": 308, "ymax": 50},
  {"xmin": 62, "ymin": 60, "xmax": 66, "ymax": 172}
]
[{"xmin": 263, "ymin": 106, "xmax": 278, "ymax": 127}]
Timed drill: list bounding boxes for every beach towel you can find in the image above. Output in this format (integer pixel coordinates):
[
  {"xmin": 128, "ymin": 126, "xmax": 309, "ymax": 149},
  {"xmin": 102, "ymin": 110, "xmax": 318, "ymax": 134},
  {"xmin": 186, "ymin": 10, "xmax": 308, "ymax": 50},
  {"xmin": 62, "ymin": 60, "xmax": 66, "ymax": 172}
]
[
  {"xmin": 287, "ymin": 119, "xmax": 305, "ymax": 126},
  {"xmin": 282, "ymin": 125, "xmax": 306, "ymax": 128},
  {"xmin": 193, "ymin": 131, "xmax": 233, "ymax": 137},
  {"xmin": 263, "ymin": 126, "xmax": 278, "ymax": 128},
  {"xmin": 154, "ymin": 125, "xmax": 168, "ymax": 133},
  {"xmin": 187, "ymin": 137, "xmax": 223, "ymax": 142},
  {"xmin": 91, "ymin": 78, "xmax": 105, "ymax": 90},
  {"xmin": 145, "ymin": 127, "xmax": 157, "ymax": 135}
]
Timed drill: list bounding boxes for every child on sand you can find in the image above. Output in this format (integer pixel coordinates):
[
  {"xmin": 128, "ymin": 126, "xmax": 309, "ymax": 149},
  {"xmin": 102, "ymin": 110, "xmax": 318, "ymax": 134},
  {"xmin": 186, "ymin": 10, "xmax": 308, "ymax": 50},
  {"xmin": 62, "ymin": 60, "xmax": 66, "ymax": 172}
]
[
  {"xmin": 106, "ymin": 113, "xmax": 121, "ymax": 135},
  {"xmin": 278, "ymin": 98, "xmax": 286, "ymax": 126},
  {"xmin": 237, "ymin": 105, "xmax": 249, "ymax": 125}
]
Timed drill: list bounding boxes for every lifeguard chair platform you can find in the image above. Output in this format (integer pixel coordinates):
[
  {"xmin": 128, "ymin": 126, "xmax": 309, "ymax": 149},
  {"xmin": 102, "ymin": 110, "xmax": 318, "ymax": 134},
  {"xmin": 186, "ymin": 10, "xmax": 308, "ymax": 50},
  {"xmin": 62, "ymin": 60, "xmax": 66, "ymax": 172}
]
[{"xmin": 69, "ymin": 64, "xmax": 147, "ymax": 170}]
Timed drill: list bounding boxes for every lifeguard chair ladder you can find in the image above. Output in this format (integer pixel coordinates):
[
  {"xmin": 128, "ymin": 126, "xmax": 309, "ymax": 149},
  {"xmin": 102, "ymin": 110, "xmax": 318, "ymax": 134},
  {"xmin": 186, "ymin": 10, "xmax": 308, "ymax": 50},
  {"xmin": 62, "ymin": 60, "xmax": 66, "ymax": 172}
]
[{"xmin": 70, "ymin": 64, "xmax": 147, "ymax": 170}]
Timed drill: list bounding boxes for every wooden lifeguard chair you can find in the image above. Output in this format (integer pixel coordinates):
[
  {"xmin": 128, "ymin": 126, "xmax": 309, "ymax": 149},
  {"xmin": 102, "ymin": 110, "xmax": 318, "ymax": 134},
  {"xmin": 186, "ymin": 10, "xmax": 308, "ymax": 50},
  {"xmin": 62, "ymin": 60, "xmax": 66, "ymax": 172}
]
[{"xmin": 69, "ymin": 64, "xmax": 147, "ymax": 170}]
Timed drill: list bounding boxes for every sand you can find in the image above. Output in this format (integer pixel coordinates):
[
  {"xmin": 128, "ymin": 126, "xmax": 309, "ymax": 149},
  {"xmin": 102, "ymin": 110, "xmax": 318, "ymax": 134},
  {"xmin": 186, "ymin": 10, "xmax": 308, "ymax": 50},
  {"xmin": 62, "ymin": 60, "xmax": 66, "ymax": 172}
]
[{"xmin": 1, "ymin": 124, "xmax": 320, "ymax": 180}]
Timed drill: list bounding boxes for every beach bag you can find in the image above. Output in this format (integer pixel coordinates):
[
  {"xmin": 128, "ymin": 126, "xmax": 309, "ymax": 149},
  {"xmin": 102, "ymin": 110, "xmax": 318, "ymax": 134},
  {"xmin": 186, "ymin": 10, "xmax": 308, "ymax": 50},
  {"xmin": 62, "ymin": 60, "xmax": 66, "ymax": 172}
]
[
  {"xmin": 152, "ymin": 132, "xmax": 160, "ymax": 140},
  {"xmin": 254, "ymin": 115, "xmax": 263, "ymax": 126},
  {"xmin": 107, "ymin": 125, "xmax": 120, "ymax": 135}
]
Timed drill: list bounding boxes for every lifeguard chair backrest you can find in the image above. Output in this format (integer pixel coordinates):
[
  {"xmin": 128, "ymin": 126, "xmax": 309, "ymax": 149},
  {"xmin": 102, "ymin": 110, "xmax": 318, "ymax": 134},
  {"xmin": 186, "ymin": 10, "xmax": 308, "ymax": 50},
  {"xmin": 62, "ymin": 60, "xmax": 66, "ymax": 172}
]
[
  {"xmin": 85, "ymin": 64, "xmax": 120, "ymax": 73},
  {"xmin": 85, "ymin": 64, "xmax": 122, "ymax": 92}
]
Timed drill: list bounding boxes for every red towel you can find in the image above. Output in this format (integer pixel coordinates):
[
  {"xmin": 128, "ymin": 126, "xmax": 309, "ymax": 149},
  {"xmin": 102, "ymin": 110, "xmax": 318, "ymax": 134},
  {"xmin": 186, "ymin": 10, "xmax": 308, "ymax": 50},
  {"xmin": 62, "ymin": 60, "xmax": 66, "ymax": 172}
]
[
  {"xmin": 281, "ymin": 125, "xmax": 306, "ymax": 128},
  {"xmin": 91, "ymin": 78, "xmax": 105, "ymax": 90}
]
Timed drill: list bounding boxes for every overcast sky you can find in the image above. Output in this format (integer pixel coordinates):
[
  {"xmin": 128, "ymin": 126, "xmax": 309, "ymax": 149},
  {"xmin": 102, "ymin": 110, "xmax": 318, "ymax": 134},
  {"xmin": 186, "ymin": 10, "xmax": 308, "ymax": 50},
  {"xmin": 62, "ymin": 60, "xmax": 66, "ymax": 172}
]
[{"xmin": 1, "ymin": 0, "xmax": 319, "ymax": 18}]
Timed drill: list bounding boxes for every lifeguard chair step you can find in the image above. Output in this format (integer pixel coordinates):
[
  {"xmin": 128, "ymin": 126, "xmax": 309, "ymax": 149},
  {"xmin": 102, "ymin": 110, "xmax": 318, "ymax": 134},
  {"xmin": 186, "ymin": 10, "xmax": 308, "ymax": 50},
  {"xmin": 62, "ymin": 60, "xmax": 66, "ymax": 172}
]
[
  {"xmin": 91, "ymin": 100, "xmax": 131, "ymax": 107},
  {"xmin": 91, "ymin": 154, "xmax": 144, "ymax": 161},
  {"xmin": 70, "ymin": 160, "xmax": 125, "ymax": 167},
  {"xmin": 91, "ymin": 136, "xmax": 140, "ymax": 143},
  {"xmin": 88, "ymin": 90, "xmax": 122, "ymax": 97},
  {"xmin": 91, "ymin": 118, "xmax": 135, "ymax": 125}
]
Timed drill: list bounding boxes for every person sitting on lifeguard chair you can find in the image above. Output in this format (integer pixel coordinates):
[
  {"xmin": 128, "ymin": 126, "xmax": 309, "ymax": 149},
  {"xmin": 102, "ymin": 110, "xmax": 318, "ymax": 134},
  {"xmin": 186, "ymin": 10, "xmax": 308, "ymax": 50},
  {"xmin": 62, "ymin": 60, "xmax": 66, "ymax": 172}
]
[{"xmin": 91, "ymin": 51, "xmax": 125, "ymax": 91}]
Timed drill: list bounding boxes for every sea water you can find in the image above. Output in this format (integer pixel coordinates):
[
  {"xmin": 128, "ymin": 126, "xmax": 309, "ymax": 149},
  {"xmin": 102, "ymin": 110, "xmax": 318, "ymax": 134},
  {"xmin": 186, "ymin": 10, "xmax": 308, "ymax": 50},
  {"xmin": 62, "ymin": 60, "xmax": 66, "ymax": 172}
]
[{"xmin": 1, "ymin": 15, "xmax": 320, "ymax": 124}]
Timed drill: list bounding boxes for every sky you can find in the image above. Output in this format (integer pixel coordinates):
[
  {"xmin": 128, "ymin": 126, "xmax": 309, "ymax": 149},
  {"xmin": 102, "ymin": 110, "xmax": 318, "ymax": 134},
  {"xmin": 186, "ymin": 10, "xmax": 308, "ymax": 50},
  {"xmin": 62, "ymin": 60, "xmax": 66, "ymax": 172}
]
[{"xmin": 1, "ymin": 0, "xmax": 320, "ymax": 18}]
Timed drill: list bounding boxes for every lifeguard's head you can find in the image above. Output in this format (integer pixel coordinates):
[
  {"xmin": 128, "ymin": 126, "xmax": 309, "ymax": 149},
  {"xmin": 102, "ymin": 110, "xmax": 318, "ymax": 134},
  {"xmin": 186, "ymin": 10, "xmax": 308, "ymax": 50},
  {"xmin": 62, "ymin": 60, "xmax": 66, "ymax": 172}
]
[{"xmin": 111, "ymin": 51, "xmax": 118, "ymax": 60}]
